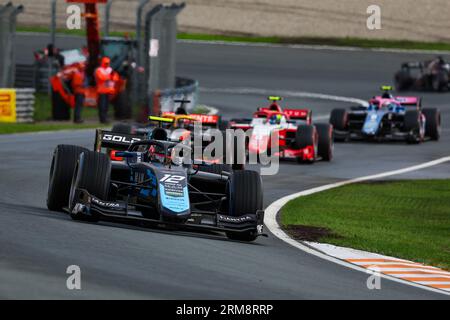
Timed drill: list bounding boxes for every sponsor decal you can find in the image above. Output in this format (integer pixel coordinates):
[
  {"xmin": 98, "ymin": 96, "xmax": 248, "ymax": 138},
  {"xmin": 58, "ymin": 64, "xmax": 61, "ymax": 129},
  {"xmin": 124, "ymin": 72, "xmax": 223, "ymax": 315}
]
[
  {"xmin": 159, "ymin": 172, "xmax": 189, "ymax": 214},
  {"xmin": 218, "ymin": 215, "xmax": 254, "ymax": 223},
  {"xmin": 160, "ymin": 185, "xmax": 189, "ymax": 213},
  {"xmin": 0, "ymin": 89, "xmax": 16, "ymax": 123},
  {"xmin": 102, "ymin": 134, "xmax": 142, "ymax": 144},
  {"xmin": 91, "ymin": 197, "xmax": 121, "ymax": 209}
]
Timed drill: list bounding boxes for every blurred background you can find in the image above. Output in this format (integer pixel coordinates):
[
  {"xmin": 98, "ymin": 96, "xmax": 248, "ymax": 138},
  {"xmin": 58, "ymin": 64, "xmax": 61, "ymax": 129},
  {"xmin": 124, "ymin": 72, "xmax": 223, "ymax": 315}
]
[{"xmin": 8, "ymin": 0, "xmax": 450, "ymax": 42}]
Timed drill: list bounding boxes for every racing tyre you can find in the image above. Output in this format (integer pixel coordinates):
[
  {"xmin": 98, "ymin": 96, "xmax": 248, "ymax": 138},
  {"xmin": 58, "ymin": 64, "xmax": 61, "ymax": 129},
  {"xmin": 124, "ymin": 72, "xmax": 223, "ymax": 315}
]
[
  {"xmin": 422, "ymin": 108, "xmax": 441, "ymax": 140},
  {"xmin": 294, "ymin": 125, "xmax": 316, "ymax": 163},
  {"xmin": 315, "ymin": 123, "xmax": 334, "ymax": 161},
  {"xmin": 403, "ymin": 110, "xmax": 422, "ymax": 144},
  {"xmin": 226, "ymin": 170, "xmax": 263, "ymax": 242},
  {"xmin": 69, "ymin": 151, "xmax": 111, "ymax": 222},
  {"xmin": 47, "ymin": 145, "xmax": 89, "ymax": 212},
  {"xmin": 112, "ymin": 123, "xmax": 133, "ymax": 134},
  {"xmin": 330, "ymin": 109, "xmax": 348, "ymax": 131}
]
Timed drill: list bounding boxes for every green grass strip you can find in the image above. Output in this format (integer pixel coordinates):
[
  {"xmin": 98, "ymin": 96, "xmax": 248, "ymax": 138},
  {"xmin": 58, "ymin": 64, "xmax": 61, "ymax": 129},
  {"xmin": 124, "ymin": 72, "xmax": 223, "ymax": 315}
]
[{"xmin": 281, "ymin": 180, "xmax": 450, "ymax": 270}]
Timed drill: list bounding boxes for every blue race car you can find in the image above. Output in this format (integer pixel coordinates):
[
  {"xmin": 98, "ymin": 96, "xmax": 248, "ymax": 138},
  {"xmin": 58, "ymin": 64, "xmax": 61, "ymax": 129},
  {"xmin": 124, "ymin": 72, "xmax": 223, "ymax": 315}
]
[{"xmin": 329, "ymin": 86, "xmax": 441, "ymax": 143}]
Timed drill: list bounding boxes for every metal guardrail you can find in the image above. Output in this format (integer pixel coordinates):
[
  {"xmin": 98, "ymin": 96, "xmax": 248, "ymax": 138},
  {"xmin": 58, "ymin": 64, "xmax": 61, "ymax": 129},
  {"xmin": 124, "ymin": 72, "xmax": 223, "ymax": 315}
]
[
  {"xmin": 15, "ymin": 63, "xmax": 50, "ymax": 92},
  {"xmin": 0, "ymin": 3, "xmax": 23, "ymax": 88},
  {"xmin": 15, "ymin": 64, "xmax": 36, "ymax": 89},
  {"xmin": 142, "ymin": 3, "xmax": 187, "ymax": 116},
  {"xmin": 15, "ymin": 88, "xmax": 36, "ymax": 123}
]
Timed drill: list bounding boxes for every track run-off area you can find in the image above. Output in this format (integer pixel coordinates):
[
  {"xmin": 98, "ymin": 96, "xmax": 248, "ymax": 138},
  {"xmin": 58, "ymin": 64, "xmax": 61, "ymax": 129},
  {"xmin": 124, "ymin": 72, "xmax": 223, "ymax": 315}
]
[{"xmin": 0, "ymin": 35, "xmax": 449, "ymax": 299}]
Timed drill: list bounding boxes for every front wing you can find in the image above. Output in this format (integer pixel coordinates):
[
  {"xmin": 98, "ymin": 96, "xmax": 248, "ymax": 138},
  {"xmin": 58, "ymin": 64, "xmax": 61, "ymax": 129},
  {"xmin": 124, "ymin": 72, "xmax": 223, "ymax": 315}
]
[{"xmin": 68, "ymin": 188, "xmax": 266, "ymax": 237}]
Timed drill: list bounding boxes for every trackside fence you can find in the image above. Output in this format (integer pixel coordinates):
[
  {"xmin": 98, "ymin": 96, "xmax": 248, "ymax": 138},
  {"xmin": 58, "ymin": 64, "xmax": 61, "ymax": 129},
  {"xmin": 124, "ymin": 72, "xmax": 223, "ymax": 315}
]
[{"xmin": 0, "ymin": 2, "xmax": 23, "ymax": 88}]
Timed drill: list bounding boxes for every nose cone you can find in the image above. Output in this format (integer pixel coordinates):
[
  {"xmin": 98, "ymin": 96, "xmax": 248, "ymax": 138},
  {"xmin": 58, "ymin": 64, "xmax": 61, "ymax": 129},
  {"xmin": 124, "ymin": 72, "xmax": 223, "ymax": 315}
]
[{"xmin": 363, "ymin": 112, "xmax": 380, "ymax": 136}]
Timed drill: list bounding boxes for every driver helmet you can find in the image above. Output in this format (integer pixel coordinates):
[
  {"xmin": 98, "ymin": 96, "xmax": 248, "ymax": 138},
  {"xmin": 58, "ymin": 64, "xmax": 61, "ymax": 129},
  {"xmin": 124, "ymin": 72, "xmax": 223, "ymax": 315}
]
[
  {"xmin": 381, "ymin": 101, "xmax": 395, "ymax": 110},
  {"xmin": 269, "ymin": 114, "xmax": 282, "ymax": 125}
]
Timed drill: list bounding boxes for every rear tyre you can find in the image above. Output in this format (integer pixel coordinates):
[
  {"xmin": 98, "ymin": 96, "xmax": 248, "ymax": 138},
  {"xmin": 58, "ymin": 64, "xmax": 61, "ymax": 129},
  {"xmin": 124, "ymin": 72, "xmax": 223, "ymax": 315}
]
[
  {"xmin": 404, "ymin": 110, "xmax": 422, "ymax": 144},
  {"xmin": 47, "ymin": 145, "xmax": 89, "ymax": 212},
  {"xmin": 295, "ymin": 125, "xmax": 316, "ymax": 163},
  {"xmin": 69, "ymin": 151, "xmax": 111, "ymax": 222},
  {"xmin": 422, "ymin": 108, "xmax": 441, "ymax": 140},
  {"xmin": 329, "ymin": 109, "xmax": 348, "ymax": 131},
  {"xmin": 226, "ymin": 170, "xmax": 263, "ymax": 242},
  {"xmin": 315, "ymin": 123, "xmax": 334, "ymax": 161}
]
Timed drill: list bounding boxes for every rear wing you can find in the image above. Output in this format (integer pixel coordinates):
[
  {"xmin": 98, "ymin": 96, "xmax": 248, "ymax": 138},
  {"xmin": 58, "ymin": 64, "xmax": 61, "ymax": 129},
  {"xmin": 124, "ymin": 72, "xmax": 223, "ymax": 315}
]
[
  {"xmin": 284, "ymin": 109, "xmax": 312, "ymax": 124},
  {"xmin": 186, "ymin": 114, "xmax": 220, "ymax": 127},
  {"xmin": 162, "ymin": 112, "xmax": 220, "ymax": 127},
  {"xmin": 94, "ymin": 130, "xmax": 145, "ymax": 152},
  {"xmin": 395, "ymin": 96, "xmax": 421, "ymax": 108},
  {"xmin": 401, "ymin": 62, "xmax": 424, "ymax": 69}
]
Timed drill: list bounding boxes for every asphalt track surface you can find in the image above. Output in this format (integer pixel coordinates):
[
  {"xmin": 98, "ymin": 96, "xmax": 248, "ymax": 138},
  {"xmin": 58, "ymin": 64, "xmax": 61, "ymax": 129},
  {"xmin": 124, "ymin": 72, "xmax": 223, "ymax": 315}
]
[{"xmin": 0, "ymin": 34, "xmax": 449, "ymax": 299}]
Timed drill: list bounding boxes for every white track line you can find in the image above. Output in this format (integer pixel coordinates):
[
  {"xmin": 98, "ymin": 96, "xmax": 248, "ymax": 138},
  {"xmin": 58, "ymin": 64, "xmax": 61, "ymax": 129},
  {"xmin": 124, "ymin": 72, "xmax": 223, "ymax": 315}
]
[
  {"xmin": 264, "ymin": 156, "xmax": 450, "ymax": 296},
  {"xmin": 201, "ymin": 87, "xmax": 369, "ymax": 107},
  {"xmin": 202, "ymin": 87, "xmax": 355, "ymax": 121}
]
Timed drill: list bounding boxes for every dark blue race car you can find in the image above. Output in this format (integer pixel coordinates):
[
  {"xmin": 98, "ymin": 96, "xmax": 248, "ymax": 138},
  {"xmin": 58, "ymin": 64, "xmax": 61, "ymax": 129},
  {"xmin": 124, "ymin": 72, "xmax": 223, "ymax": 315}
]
[{"xmin": 46, "ymin": 129, "xmax": 265, "ymax": 242}]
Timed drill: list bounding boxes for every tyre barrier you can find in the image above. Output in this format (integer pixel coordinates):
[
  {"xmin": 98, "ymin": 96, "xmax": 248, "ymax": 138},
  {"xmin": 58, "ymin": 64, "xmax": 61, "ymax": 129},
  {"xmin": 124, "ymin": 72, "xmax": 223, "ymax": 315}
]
[{"xmin": 15, "ymin": 88, "xmax": 35, "ymax": 123}]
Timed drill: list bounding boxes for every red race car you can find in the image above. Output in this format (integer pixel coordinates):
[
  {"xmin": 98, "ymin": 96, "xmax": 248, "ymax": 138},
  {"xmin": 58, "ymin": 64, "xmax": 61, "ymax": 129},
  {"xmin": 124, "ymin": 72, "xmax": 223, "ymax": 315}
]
[{"xmin": 230, "ymin": 97, "xmax": 334, "ymax": 164}]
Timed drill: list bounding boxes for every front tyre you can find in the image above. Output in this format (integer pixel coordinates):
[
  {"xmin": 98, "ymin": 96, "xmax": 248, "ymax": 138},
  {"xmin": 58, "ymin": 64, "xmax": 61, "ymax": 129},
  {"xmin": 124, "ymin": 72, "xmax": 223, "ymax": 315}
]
[
  {"xmin": 295, "ymin": 125, "xmax": 316, "ymax": 164},
  {"xmin": 404, "ymin": 110, "xmax": 422, "ymax": 144},
  {"xmin": 47, "ymin": 145, "xmax": 89, "ymax": 212},
  {"xmin": 226, "ymin": 170, "xmax": 263, "ymax": 242},
  {"xmin": 69, "ymin": 151, "xmax": 111, "ymax": 222}
]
